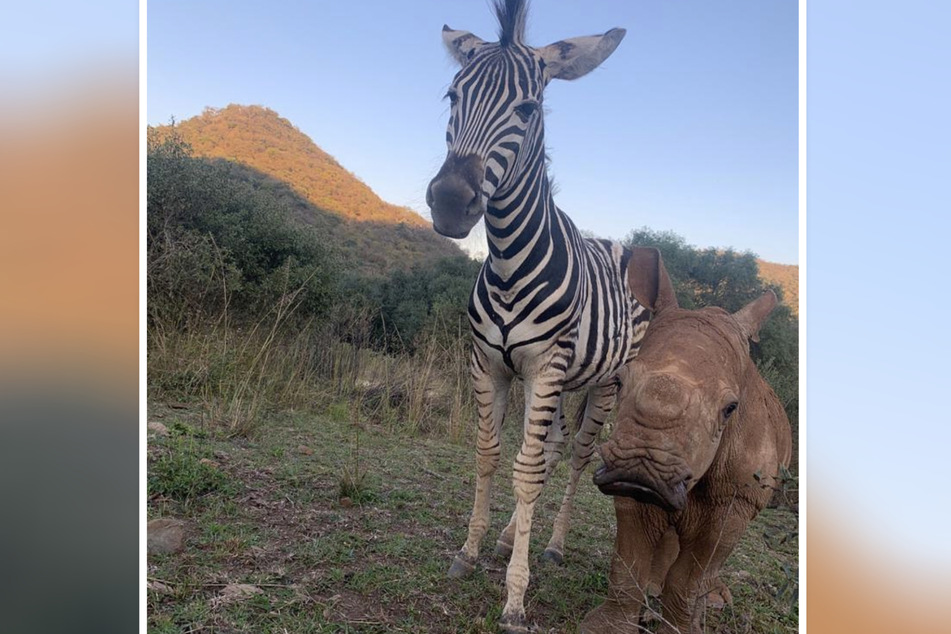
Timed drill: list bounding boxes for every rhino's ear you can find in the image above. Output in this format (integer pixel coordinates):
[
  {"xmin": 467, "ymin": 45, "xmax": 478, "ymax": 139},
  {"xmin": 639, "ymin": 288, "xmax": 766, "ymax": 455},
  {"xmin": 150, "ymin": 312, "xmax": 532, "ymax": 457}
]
[
  {"xmin": 628, "ymin": 246, "xmax": 677, "ymax": 313},
  {"xmin": 443, "ymin": 25, "xmax": 486, "ymax": 66},
  {"xmin": 734, "ymin": 291, "xmax": 778, "ymax": 343},
  {"xmin": 538, "ymin": 28, "xmax": 626, "ymax": 81}
]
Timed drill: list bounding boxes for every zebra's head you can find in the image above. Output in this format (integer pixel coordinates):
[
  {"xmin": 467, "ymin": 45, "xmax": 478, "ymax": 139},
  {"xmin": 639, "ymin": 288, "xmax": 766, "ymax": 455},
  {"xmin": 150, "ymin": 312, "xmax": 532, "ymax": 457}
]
[{"xmin": 426, "ymin": 0, "xmax": 625, "ymax": 239}]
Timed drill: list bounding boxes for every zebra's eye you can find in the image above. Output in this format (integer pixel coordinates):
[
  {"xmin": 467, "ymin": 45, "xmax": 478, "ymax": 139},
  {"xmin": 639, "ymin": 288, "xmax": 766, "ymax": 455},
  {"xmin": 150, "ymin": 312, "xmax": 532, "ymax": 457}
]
[
  {"xmin": 513, "ymin": 101, "xmax": 539, "ymax": 122},
  {"xmin": 445, "ymin": 90, "xmax": 459, "ymax": 106}
]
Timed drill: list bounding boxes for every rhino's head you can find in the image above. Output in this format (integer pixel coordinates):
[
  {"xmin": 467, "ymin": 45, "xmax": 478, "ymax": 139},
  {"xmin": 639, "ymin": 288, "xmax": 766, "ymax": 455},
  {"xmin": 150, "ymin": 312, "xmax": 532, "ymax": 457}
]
[{"xmin": 594, "ymin": 250, "xmax": 778, "ymax": 512}]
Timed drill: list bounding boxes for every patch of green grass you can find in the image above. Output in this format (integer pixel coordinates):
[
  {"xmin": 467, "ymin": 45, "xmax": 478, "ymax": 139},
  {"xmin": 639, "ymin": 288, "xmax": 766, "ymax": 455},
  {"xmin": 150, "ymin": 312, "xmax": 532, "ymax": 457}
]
[{"xmin": 148, "ymin": 436, "xmax": 231, "ymax": 503}]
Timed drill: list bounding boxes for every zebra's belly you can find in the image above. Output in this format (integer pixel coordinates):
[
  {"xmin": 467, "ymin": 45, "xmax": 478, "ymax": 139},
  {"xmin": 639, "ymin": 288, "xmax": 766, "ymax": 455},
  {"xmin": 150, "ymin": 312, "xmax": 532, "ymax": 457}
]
[
  {"xmin": 473, "ymin": 319, "xmax": 631, "ymax": 390},
  {"xmin": 561, "ymin": 340, "xmax": 630, "ymax": 391}
]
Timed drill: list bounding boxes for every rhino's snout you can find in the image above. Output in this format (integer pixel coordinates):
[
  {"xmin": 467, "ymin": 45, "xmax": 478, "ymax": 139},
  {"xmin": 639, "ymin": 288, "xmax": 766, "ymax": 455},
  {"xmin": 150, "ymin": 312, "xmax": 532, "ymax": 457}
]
[{"xmin": 593, "ymin": 463, "xmax": 691, "ymax": 512}]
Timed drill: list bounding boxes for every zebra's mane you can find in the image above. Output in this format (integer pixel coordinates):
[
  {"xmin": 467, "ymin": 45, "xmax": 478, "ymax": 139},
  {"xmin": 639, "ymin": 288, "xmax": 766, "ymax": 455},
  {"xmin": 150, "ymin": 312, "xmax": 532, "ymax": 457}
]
[{"xmin": 494, "ymin": 0, "xmax": 528, "ymax": 46}]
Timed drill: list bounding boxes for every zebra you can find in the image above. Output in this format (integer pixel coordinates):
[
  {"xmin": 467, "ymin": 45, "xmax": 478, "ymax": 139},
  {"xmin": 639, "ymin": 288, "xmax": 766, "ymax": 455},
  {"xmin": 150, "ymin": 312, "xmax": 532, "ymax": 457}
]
[{"xmin": 425, "ymin": 1, "xmax": 655, "ymax": 631}]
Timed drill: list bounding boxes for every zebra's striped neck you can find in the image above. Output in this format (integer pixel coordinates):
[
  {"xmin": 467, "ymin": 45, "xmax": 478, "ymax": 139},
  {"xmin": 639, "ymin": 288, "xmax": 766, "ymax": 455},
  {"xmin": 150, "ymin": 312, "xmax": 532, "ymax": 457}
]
[{"xmin": 482, "ymin": 130, "xmax": 569, "ymax": 282}]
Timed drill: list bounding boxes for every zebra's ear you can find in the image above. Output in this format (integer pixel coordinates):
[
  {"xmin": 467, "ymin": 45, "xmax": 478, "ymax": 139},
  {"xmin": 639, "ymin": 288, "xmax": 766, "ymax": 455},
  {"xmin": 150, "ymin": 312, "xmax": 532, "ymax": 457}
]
[
  {"xmin": 443, "ymin": 25, "xmax": 487, "ymax": 66},
  {"xmin": 538, "ymin": 28, "xmax": 626, "ymax": 81},
  {"xmin": 627, "ymin": 246, "xmax": 677, "ymax": 314},
  {"xmin": 733, "ymin": 291, "xmax": 778, "ymax": 343}
]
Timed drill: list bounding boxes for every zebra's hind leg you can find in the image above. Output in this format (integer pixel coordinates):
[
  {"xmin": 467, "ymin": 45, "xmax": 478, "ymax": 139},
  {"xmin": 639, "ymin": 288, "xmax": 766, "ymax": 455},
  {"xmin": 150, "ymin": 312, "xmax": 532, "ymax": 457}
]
[
  {"xmin": 496, "ymin": 396, "xmax": 567, "ymax": 560},
  {"xmin": 448, "ymin": 349, "xmax": 512, "ymax": 579},
  {"xmin": 543, "ymin": 383, "xmax": 616, "ymax": 566}
]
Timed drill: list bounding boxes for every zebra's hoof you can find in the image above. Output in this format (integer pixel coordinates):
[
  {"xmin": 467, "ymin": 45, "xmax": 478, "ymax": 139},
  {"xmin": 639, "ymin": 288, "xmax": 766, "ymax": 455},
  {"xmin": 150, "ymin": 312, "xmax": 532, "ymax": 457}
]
[
  {"xmin": 540, "ymin": 548, "xmax": 564, "ymax": 566},
  {"xmin": 495, "ymin": 539, "xmax": 513, "ymax": 559},
  {"xmin": 499, "ymin": 611, "xmax": 534, "ymax": 633},
  {"xmin": 447, "ymin": 554, "xmax": 476, "ymax": 579}
]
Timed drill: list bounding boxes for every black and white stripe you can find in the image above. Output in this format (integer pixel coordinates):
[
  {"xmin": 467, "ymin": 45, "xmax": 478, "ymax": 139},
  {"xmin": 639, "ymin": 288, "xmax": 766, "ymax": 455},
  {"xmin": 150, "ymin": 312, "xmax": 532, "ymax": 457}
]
[{"xmin": 428, "ymin": 2, "xmax": 642, "ymax": 630}]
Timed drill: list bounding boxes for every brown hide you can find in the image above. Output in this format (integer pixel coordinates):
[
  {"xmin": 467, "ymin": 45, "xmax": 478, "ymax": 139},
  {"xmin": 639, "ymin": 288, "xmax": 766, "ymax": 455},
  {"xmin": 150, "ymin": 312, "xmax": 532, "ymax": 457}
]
[{"xmin": 582, "ymin": 291, "xmax": 792, "ymax": 634}]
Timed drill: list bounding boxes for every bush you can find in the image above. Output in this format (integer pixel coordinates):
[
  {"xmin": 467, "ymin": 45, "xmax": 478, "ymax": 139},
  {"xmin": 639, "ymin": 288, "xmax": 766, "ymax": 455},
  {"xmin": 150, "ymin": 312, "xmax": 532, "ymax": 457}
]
[
  {"xmin": 147, "ymin": 130, "xmax": 338, "ymax": 327},
  {"xmin": 371, "ymin": 256, "xmax": 482, "ymax": 353}
]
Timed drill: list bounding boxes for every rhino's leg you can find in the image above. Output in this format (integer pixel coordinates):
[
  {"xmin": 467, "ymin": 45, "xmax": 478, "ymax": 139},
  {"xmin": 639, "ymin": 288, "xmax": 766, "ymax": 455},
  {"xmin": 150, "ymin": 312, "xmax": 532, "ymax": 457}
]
[
  {"xmin": 580, "ymin": 496, "xmax": 669, "ymax": 634},
  {"xmin": 544, "ymin": 384, "xmax": 616, "ymax": 565},
  {"xmin": 448, "ymin": 348, "xmax": 512, "ymax": 578},
  {"xmin": 657, "ymin": 502, "xmax": 757, "ymax": 634},
  {"xmin": 704, "ymin": 575, "xmax": 733, "ymax": 609},
  {"xmin": 647, "ymin": 526, "xmax": 679, "ymax": 597}
]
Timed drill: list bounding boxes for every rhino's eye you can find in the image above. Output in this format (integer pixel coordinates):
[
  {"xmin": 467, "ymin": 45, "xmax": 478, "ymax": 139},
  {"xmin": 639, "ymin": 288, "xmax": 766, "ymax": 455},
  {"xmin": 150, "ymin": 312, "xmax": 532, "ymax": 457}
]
[{"xmin": 722, "ymin": 402, "xmax": 738, "ymax": 420}]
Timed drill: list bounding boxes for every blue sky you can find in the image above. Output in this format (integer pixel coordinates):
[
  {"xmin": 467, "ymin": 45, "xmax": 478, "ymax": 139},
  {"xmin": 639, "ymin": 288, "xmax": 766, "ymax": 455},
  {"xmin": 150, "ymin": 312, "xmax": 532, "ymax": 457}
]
[
  {"xmin": 807, "ymin": 0, "xmax": 951, "ymax": 567},
  {"xmin": 147, "ymin": 0, "xmax": 798, "ymax": 264}
]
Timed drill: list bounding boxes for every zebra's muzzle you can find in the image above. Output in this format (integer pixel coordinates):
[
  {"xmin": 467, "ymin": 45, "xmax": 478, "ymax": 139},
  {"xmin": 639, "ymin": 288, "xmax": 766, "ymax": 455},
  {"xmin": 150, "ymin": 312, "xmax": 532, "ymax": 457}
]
[{"xmin": 427, "ymin": 154, "xmax": 486, "ymax": 239}]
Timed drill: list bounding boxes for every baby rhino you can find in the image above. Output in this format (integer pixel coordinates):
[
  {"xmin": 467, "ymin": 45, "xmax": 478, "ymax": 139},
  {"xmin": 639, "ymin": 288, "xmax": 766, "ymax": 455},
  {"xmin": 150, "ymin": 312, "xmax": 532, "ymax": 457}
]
[{"xmin": 581, "ymin": 248, "xmax": 792, "ymax": 634}]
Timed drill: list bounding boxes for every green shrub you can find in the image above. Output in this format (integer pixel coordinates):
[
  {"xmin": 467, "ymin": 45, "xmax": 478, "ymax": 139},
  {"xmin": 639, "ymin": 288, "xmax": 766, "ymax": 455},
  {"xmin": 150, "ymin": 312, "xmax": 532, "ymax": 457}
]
[{"xmin": 148, "ymin": 437, "xmax": 231, "ymax": 503}]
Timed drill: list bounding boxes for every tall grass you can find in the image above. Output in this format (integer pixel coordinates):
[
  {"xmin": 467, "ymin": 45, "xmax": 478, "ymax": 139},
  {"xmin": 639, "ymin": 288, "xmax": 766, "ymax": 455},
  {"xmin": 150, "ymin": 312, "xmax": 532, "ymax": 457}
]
[{"xmin": 148, "ymin": 283, "xmax": 480, "ymax": 441}]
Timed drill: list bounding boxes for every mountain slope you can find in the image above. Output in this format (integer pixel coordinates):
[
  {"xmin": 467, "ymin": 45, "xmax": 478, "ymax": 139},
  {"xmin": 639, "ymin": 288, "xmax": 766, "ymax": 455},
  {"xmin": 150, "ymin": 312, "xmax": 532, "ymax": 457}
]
[
  {"xmin": 151, "ymin": 105, "xmax": 465, "ymax": 275},
  {"xmin": 154, "ymin": 104, "xmax": 428, "ymax": 228},
  {"xmin": 758, "ymin": 259, "xmax": 799, "ymax": 316}
]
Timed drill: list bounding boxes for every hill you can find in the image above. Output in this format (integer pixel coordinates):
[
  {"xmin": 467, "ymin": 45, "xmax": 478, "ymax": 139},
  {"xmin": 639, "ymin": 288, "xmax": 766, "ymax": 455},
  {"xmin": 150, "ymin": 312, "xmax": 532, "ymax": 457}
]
[
  {"xmin": 758, "ymin": 259, "xmax": 799, "ymax": 316},
  {"xmin": 154, "ymin": 104, "xmax": 428, "ymax": 227},
  {"xmin": 150, "ymin": 106, "xmax": 465, "ymax": 275}
]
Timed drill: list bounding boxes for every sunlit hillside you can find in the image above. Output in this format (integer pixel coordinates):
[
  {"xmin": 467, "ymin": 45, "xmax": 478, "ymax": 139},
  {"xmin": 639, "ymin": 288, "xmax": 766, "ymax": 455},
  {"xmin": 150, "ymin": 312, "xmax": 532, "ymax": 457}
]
[
  {"xmin": 150, "ymin": 105, "xmax": 464, "ymax": 275},
  {"xmin": 758, "ymin": 259, "xmax": 799, "ymax": 316},
  {"xmin": 153, "ymin": 104, "xmax": 428, "ymax": 227}
]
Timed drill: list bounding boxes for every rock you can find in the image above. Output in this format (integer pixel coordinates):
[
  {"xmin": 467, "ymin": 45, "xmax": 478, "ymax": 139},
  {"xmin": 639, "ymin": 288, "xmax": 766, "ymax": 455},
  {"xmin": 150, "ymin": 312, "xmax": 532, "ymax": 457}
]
[
  {"xmin": 732, "ymin": 570, "xmax": 753, "ymax": 582},
  {"xmin": 212, "ymin": 583, "xmax": 263, "ymax": 608},
  {"xmin": 148, "ymin": 518, "xmax": 185, "ymax": 554},
  {"xmin": 147, "ymin": 422, "xmax": 169, "ymax": 437},
  {"xmin": 147, "ymin": 580, "xmax": 173, "ymax": 594},
  {"xmin": 297, "ymin": 445, "xmax": 314, "ymax": 456}
]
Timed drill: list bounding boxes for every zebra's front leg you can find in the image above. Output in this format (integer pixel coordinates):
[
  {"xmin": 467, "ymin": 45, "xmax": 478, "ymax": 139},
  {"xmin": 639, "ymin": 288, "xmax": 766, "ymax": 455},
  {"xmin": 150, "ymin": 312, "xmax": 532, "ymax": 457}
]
[
  {"xmin": 448, "ymin": 354, "xmax": 512, "ymax": 579},
  {"xmin": 499, "ymin": 377, "xmax": 565, "ymax": 632},
  {"xmin": 543, "ymin": 383, "xmax": 617, "ymax": 565},
  {"xmin": 496, "ymin": 397, "xmax": 567, "ymax": 560}
]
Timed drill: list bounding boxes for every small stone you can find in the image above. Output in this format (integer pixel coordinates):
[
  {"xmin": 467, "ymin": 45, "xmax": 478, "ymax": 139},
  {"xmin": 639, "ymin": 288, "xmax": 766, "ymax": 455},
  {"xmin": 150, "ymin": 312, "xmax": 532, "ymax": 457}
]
[
  {"xmin": 147, "ymin": 422, "xmax": 169, "ymax": 437},
  {"xmin": 297, "ymin": 445, "xmax": 314, "ymax": 456},
  {"xmin": 147, "ymin": 580, "xmax": 173, "ymax": 594},
  {"xmin": 212, "ymin": 583, "xmax": 263, "ymax": 608},
  {"xmin": 148, "ymin": 518, "xmax": 185, "ymax": 554},
  {"xmin": 248, "ymin": 546, "xmax": 266, "ymax": 559}
]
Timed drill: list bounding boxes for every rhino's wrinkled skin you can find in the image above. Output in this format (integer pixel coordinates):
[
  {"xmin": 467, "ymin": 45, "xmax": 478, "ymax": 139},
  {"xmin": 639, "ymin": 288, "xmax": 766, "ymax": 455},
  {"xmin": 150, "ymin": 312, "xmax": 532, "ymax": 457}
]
[{"xmin": 581, "ymin": 248, "xmax": 792, "ymax": 634}]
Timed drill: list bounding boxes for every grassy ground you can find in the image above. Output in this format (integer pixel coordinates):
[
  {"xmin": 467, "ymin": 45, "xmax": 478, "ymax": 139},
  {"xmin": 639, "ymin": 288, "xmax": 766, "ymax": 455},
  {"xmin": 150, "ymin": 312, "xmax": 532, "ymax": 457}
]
[{"xmin": 147, "ymin": 402, "xmax": 798, "ymax": 633}]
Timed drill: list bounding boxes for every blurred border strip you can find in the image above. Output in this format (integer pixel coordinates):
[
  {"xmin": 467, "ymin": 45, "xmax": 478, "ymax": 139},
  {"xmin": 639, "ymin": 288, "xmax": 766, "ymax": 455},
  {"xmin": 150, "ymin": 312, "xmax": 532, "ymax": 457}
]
[
  {"xmin": 139, "ymin": 0, "xmax": 148, "ymax": 631},
  {"xmin": 0, "ymin": 1, "xmax": 140, "ymax": 632}
]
